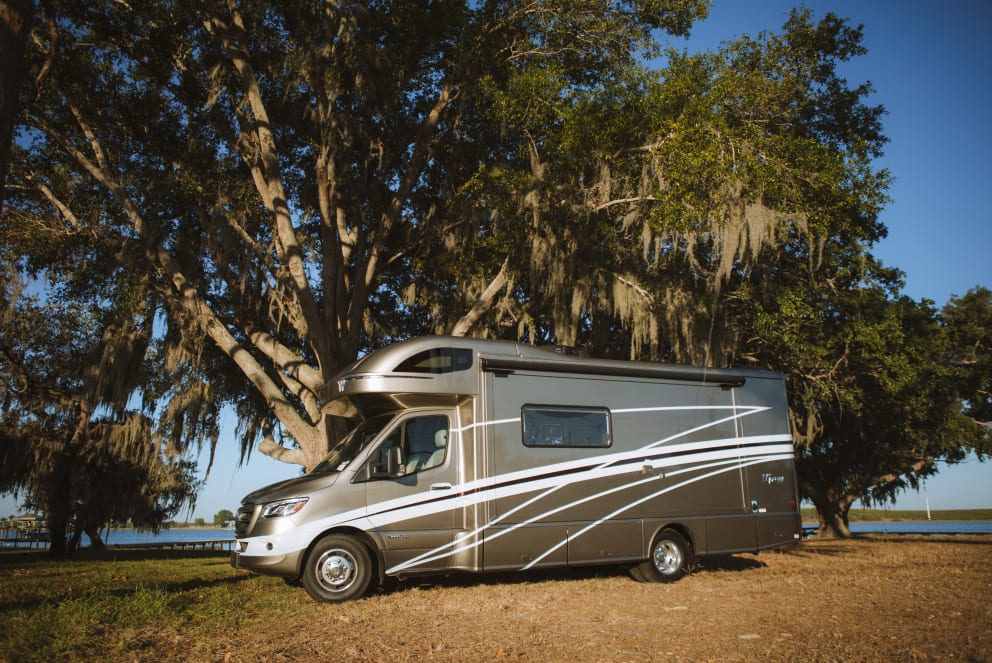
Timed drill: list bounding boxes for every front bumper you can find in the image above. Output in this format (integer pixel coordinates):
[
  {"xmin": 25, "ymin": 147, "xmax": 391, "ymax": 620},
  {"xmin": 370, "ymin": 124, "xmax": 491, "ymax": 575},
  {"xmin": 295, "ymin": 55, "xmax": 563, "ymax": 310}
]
[{"xmin": 230, "ymin": 543, "xmax": 305, "ymax": 578}]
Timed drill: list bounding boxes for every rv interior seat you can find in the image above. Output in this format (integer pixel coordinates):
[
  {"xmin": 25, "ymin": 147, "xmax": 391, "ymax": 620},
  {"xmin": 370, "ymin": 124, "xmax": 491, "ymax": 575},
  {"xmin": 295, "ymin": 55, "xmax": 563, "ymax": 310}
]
[
  {"xmin": 405, "ymin": 428, "xmax": 448, "ymax": 473},
  {"xmin": 405, "ymin": 452, "xmax": 431, "ymax": 473},
  {"xmin": 423, "ymin": 429, "xmax": 448, "ymax": 470}
]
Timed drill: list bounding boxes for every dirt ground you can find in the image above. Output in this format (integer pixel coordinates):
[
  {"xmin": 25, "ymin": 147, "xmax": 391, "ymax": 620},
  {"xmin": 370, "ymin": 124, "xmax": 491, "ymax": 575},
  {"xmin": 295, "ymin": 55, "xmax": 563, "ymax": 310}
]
[
  {"xmin": 209, "ymin": 535, "xmax": 992, "ymax": 662},
  {"xmin": 3, "ymin": 535, "xmax": 990, "ymax": 661}
]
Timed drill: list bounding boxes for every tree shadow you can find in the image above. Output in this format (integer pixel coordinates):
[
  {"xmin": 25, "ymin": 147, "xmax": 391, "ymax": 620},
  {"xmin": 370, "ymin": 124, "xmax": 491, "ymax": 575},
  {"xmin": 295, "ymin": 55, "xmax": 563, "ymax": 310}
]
[
  {"xmin": 381, "ymin": 564, "xmax": 631, "ymax": 596},
  {"xmin": 693, "ymin": 554, "xmax": 765, "ymax": 573},
  {"xmin": 0, "ymin": 546, "xmax": 232, "ymax": 566},
  {"xmin": 768, "ymin": 533, "xmax": 992, "ymax": 561},
  {"xmin": 848, "ymin": 533, "xmax": 992, "ymax": 546},
  {"xmin": 0, "ymin": 547, "xmax": 249, "ymax": 614},
  {"xmin": 372, "ymin": 553, "xmax": 769, "ymax": 598},
  {"xmin": 769, "ymin": 540, "xmax": 853, "ymax": 557},
  {"xmin": 1, "ymin": 571, "xmax": 253, "ymax": 614}
]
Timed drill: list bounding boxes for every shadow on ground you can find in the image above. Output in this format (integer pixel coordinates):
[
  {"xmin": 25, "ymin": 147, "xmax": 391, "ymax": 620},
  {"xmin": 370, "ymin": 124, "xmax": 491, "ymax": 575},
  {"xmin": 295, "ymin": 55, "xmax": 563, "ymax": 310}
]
[
  {"xmin": 0, "ymin": 546, "xmax": 230, "ymax": 566},
  {"xmin": 370, "ymin": 552, "xmax": 768, "ymax": 598}
]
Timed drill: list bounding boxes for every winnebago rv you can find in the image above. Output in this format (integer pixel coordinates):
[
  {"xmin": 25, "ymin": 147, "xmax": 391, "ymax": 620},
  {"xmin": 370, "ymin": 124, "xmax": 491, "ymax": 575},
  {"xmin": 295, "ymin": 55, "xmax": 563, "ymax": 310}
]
[{"xmin": 231, "ymin": 337, "xmax": 801, "ymax": 602}]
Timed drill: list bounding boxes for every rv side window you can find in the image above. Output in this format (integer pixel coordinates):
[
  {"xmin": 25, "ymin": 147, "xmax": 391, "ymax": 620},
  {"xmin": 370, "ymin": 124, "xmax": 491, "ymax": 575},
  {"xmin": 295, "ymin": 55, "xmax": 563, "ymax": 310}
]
[
  {"xmin": 522, "ymin": 406, "xmax": 612, "ymax": 448},
  {"xmin": 394, "ymin": 347, "xmax": 473, "ymax": 374}
]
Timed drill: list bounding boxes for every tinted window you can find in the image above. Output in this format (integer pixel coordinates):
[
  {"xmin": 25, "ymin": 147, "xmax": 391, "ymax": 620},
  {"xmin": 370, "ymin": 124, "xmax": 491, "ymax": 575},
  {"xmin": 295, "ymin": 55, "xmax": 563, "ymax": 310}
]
[
  {"xmin": 522, "ymin": 406, "xmax": 612, "ymax": 448},
  {"xmin": 311, "ymin": 413, "xmax": 394, "ymax": 473},
  {"xmin": 394, "ymin": 347, "xmax": 473, "ymax": 374},
  {"xmin": 368, "ymin": 414, "xmax": 450, "ymax": 477}
]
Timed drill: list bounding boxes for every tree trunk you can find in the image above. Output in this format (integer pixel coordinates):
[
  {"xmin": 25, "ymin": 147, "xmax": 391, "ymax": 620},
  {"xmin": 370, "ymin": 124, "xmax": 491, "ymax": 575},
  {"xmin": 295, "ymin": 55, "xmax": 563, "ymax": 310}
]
[
  {"xmin": 83, "ymin": 523, "xmax": 104, "ymax": 548},
  {"xmin": 0, "ymin": 0, "xmax": 34, "ymax": 209},
  {"xmin": 808, "ymin": 491, "xmax": 855, "ymax": 539},
  {"xmin": 815, "ymin": 504, "xmax": 852, "ymax": 538},
  {"xmin": 46, "ymin": 455, "xmax": 72, "ymax": 558},
  {"xmin": 67, "ymin": 524, "xmax": 82, "ymax": 553}
]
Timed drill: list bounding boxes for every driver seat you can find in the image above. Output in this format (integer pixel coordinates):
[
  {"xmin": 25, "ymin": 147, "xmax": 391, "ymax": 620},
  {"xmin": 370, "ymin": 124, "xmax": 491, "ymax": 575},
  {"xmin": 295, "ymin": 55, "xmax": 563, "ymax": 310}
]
[{"xmin": 422, "ymin": 429, "xmax": 448, "ymax": 470}]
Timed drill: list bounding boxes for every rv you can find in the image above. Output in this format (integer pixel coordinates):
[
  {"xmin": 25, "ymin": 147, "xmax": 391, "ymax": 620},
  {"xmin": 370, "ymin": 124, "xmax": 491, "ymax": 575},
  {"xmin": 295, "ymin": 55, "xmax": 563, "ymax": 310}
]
[{"xmin": 231, "ymin": 337, "xmax": 801, "ymax": 602}]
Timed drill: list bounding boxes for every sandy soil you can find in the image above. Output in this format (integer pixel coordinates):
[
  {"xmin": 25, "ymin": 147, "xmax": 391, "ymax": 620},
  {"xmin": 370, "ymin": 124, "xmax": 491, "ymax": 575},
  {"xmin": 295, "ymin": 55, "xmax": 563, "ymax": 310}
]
[{"xmin": 205, "ymin": 535, "xmax": 992, "ymax": 662}]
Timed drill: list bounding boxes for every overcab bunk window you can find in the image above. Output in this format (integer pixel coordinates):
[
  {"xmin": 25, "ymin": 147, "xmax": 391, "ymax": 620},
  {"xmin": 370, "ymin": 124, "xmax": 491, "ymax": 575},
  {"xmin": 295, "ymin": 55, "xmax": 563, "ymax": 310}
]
[
  {"xmin": 522, "ymin": 406, "xmax": 612, "ymax": 448},
  {"xmin": 394, "ymin": 347, "xmax": 473, "ymax": 374}
]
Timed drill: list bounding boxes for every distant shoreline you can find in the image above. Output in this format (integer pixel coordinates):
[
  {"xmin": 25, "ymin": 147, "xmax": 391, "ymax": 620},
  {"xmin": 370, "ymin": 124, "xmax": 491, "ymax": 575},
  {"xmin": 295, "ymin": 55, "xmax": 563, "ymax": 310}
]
[
  {"xmin": 801, "ymin": 508, "xmax": 992, "ymax": 523},
  {"xmin": 7, "ymin": 509, "xmax": 991, "ymax": 532}
]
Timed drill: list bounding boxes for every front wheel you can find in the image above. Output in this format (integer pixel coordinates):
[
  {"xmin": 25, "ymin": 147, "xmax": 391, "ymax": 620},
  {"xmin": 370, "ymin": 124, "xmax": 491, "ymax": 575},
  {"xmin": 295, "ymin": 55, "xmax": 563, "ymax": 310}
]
[
  {"xmin": 302, "ymin": 534, "xmax": 374, "ymax": 603},
  {"xmin": 635, "ymin": 528, "xmax": 693, "ymax": 583}
]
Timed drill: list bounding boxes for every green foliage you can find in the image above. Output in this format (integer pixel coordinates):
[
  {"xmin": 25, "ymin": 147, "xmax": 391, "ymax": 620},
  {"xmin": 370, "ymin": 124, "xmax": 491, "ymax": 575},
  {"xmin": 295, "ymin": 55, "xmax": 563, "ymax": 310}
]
[
  {"xmin": 3, "ymin": 0, "xmax": 717, "ymax": 470},
  {"xmin": 213, "ymin": 509, "xmax": 235, "ymax": 527},
  {"xmin": 0, "ymin": 262, "xmax": 202, "ymax": 555},
  {"xmin": 942, "ymin": 287, "xmax": 992, "ymax": 425},
  {"xmin": 1, "ymin": 1, "xmax": 986, "ymax": 538},
  {"xmin": 733, "ymin": 235, "xmax": 989, "ymax": 535}
]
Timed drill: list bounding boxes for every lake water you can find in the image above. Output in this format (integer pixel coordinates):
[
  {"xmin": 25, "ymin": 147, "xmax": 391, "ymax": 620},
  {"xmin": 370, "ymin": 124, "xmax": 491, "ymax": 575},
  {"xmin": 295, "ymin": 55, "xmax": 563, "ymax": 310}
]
[
  {"xmin": 85, "ymin": 528, "xmax": 235, "ymax": 547},
  {"xmin": 5, "ymin": 522, "xmax": 991, "ymax": 550},
  {"xmin": 82, "ymin": 520, "xmax": 992, "ymax": 546},
  {"xmin": 1, "ymin": 527, "xmax": 235, "ymax": 550},
  {"xmin": 848, "ymin": 521, "xmax": 992, "ymax": 535}
]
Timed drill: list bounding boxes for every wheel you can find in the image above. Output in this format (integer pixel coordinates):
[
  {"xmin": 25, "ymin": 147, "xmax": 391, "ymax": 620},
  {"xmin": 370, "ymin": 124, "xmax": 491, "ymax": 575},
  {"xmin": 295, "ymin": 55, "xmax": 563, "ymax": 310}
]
[
  {"xmin": 636, "ymin": 528, "xmax": 693, "ymax": 583},
  {"xmin": 302, "ymin": 534, "xmax": 374, "ymax": 603}
]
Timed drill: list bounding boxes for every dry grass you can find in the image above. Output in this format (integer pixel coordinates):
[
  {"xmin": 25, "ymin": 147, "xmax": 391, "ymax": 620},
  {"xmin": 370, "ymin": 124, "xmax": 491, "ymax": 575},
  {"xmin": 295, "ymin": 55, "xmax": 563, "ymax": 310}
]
[{"xmin": 2, "ymin": 536, "xmax": 991, "ymax": 661}]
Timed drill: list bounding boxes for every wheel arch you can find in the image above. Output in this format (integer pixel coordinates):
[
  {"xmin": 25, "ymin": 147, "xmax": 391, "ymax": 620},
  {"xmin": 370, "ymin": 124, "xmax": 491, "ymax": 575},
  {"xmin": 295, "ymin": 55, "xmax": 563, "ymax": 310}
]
[
  {"xmin": 301, "ymin": 526, "xmax": 385, "ymax": 586},
  {"xmin": 644, "ymin": 521, "xmax": 697, "ymax": 561}
]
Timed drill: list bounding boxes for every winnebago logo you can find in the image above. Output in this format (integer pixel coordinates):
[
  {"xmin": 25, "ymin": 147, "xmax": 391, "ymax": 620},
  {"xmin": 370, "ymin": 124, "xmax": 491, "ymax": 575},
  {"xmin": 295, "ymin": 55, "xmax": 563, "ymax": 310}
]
[{"xmin": 762, "ymin": 473, "xmax": 785, "ymax": 485}]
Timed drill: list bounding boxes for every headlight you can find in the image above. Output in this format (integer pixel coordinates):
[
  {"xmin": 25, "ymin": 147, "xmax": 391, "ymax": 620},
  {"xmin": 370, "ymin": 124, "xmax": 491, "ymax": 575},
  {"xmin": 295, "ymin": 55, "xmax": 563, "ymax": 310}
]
[{"xmin": 262, "ymin": 497, "xmax": 309, "ymax": 518}]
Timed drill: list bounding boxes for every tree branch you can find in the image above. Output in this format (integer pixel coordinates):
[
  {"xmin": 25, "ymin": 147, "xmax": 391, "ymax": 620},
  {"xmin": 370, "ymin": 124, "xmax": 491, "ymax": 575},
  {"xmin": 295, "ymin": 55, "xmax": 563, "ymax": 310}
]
[
  {"xmin": 32, "ymin": 111, "xmax": 322, "ymax": 455},
  {"xmin": 27, "ymin": 173, "xmax": 80, "ymax": 229},
  {"xmin": 348, "ymin": 85, "xmax": 455, "ymax": 339},
  {"xmin": 450, "ymin": 257, "xmax": 511, "ymax": 337},
  {"xmin": 205, "ymin": 8, "xmax": 330, "ymax": 362},
  {"xmin": 593, "ymin": 195, "xmax": 659, "ymax": 212},
  {"xmin": 244, "ymin": 323, "xmax": 323, "ymax": 395},
  {"xmin": 258, "ymin": 431, "xmax": 307, "ymax": 467}
]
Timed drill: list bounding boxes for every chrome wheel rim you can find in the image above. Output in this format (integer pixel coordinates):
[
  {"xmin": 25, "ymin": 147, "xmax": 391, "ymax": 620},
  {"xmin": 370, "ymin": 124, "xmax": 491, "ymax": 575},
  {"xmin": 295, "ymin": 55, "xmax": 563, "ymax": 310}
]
[
  {"xmin": 653, "ymin": 540, "xmax": 683, "ymax": 576},
  {"xmin": 315, "ymin": 548, "xmax": 358, "ymax": 592}
]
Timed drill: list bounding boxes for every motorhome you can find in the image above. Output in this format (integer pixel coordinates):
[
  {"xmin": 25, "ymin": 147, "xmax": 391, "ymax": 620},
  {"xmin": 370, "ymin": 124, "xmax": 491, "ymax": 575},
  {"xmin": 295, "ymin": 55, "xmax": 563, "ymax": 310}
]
[{"xmin": 231, "ymin": 336, "xmax": 801, "ymax": 602}]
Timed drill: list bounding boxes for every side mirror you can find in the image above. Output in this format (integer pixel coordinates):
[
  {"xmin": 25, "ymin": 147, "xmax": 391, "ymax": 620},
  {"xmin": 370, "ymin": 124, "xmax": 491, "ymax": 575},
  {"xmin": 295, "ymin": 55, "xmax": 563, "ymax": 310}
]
[
  {"xmin": 388, "ymin": 445, "xmax": 406, "ymax": 476},
  {"xmin": 370, "ymin": 445, "xmax": 406, "ymax": 478}
]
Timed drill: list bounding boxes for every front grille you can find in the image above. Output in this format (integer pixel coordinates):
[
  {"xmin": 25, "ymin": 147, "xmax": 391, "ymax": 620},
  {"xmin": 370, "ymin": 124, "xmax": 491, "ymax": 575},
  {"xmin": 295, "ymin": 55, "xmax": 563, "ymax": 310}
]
[{"xmin": 234, "ymin": 503, "xmax": 255, "ymax": 538}]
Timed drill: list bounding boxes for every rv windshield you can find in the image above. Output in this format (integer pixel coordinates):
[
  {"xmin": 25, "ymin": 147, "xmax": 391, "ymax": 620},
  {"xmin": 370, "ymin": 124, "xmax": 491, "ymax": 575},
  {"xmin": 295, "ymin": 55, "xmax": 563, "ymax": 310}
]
[{"xmin": 310, "ymin": 413, "xmax": 395, "ymax": 474}]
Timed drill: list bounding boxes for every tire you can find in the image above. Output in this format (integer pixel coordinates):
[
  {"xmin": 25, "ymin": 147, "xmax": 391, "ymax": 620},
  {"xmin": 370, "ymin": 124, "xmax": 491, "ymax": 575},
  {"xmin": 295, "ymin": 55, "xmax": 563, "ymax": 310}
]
[
  {"xmin": 636, "ymin": 528, "xmax": 693, "ymax": 583},
  {"xmin": 628, "ymin": 564, "xmax": 647, "ymax": 583},
  {"xmin": 302, "ymin": 534, "xmax": 374, "ymax": 603}
]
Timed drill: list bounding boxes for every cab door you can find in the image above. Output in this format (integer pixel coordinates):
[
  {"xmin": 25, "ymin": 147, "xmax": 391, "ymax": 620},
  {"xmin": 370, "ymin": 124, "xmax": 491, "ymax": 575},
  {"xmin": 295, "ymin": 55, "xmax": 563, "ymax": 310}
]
[{"xmin": 362, "ymin": 412, "xmax": 458, "ymax": 572}]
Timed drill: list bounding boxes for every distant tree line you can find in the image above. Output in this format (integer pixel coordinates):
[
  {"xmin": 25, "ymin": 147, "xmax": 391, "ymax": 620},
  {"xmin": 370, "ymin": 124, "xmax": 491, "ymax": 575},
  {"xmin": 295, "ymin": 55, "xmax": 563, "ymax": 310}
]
[{"xmin": 0, "ymin": 0, "xmax": 988, "ymax": 552}]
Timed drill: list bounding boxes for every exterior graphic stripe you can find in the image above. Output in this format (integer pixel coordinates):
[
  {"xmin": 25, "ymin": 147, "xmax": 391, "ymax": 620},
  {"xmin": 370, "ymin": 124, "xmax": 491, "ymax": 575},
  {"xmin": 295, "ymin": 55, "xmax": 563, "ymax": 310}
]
[
  {"xmin": 521, "ymin": 453, "xmax": 791, "ymax": 570},
  {"xmin": 238, "ymin": 404, "xmax": 794, "ymax": 568},
  {"xmin": 366, "ymin": 436, "xmax": 790, "ymax": 527},
  {"xmin": 385, "ymin": 448, "xmax": 792, "ymax": 573}
]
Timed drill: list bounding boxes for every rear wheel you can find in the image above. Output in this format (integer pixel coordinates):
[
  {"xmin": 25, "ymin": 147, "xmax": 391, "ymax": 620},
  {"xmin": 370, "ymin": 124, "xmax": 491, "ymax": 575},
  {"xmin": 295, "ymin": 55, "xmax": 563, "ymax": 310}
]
[
  {"xmin": 302, "ymin": 534, "xmax": 374, "ymax": 603},
  {"xmin": 635, "ymin": 528, "xmax": 692, "ymax": 583}
]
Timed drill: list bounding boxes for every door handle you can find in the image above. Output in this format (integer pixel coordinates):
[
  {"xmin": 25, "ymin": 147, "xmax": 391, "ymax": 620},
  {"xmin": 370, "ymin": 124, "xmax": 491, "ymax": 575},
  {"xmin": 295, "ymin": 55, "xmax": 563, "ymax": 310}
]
[
  {"xmin": 430, "ymin": 483, "xmax": 453, "ymax": 491},
  {"xmin": 641, "ymin": 462, "xmax": 665, "ymax": 478}
]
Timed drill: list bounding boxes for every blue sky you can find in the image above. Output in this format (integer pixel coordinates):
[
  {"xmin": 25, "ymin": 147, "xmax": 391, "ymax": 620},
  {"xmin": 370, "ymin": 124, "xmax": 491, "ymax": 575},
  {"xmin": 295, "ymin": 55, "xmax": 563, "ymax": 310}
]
[
  {"xmin": 675, "ymin": 0, "xmax": 992, "ymax": 512},
  {"xmin": 679, "ymin": 0, "xmax": 992, "ymax": 307},
  {"xmin": 3, "ymin": 1, "xmax": 990, "ymax": 520}
]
